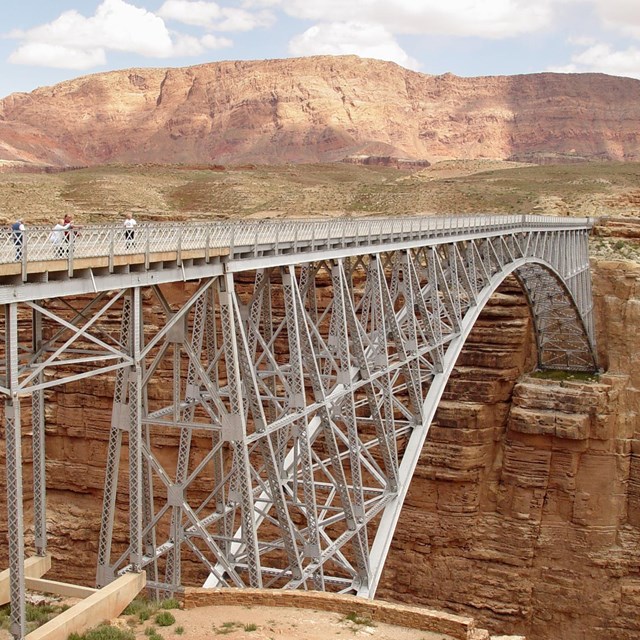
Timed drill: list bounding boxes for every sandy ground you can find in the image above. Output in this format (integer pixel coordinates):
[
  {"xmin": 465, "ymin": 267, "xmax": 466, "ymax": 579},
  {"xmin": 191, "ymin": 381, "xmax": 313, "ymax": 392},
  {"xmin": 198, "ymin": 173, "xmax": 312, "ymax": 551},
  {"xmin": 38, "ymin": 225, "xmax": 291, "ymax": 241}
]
[
  {"xmin": 122, "ymin": 604, "xmax": 457, "ymax": 640},
  {"xmin": 0, "ymin": 598, "xmax": 456, "ymax": 640}
]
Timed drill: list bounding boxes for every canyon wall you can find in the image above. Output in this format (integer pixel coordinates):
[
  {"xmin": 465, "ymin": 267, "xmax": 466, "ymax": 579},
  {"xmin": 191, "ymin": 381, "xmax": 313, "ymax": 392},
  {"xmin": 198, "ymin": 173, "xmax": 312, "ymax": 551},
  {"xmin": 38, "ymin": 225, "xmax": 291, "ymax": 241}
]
[
  {"xmin": 0, "ymin": 260, "xmax": 639, "ymax": 639},
  {"xmin": 2, "ymin": 56, "xmax": 640, "ymax": 168}
]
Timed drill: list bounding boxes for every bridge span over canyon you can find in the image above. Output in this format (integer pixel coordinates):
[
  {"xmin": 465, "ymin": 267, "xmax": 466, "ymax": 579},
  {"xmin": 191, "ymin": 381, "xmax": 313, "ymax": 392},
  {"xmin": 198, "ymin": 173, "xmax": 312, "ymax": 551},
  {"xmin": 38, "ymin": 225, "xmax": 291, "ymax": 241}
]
[{"xmin": 0, "ymin": 215, "xmax": 597, "ymax": 639}]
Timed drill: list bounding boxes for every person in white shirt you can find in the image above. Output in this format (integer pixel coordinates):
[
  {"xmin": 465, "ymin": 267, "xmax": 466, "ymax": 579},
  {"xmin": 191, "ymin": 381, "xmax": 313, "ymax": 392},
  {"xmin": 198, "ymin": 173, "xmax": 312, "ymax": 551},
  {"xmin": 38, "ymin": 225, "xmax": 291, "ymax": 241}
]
[
  {"xmin": 123, "ymin": 212, "xmax": 137, "ymax": 248},
  {"xmin": 50, "ymin": 219, "xmax": 71, "ymax": 258}
]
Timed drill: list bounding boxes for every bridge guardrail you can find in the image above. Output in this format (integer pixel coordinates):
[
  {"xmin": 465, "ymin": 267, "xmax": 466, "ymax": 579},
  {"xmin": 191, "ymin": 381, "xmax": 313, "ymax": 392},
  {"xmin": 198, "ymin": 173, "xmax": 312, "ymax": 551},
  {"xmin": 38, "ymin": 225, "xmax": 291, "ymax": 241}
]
[{"xmin": 0, "ymin": 215, "xmax": 592, "ymax": 279}]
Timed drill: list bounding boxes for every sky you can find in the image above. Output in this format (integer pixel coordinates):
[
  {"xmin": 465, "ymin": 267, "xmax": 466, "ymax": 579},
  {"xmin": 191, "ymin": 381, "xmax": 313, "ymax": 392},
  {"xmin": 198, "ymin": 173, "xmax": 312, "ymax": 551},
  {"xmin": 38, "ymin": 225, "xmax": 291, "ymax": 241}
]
[{"xmin": 2, "ymin": 0, "xmax": 640, "ymax": 99}]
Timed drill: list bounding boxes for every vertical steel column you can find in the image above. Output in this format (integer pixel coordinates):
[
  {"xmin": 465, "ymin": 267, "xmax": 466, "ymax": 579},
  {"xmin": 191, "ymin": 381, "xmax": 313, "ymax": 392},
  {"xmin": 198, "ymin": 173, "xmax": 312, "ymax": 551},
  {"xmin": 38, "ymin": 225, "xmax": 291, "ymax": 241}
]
[
  {"xmin": 281, "ymin": 267, "xmax": 324, "ymax": 589},
  {"xmin": 331, "ymin": 261, "xmax": 369, "ymax": 587},
  {"xmin": 219, "ymin": 273, "xmax": 262, "ymax": 587},
  {"xmin": 4, "ymin": 303, "xmax": 26, "ymax": 640},
  {"xmin": 128, "ymin": 287, "xmax": 143, "ymax": 571},
  {"xmin": 205, "ymin": 286, "xmax": 230, "ymax": 545},
  {"xmin": 31, "ymin": 307, "xmax": 46, "ymax": 555},
  {"xmin": 97, "ymin": 294, "xmax": 132, "ymax": 587},
  {"xmin": 165, "ymin": 292, "xmax": 206, "ymax": 593}
]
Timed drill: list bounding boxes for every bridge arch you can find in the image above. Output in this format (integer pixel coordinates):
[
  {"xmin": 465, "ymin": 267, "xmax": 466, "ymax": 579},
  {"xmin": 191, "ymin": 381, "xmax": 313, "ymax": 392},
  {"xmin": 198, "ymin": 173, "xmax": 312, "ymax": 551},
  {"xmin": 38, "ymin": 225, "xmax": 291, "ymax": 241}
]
[{"xmin": 361, "ymin": 255, "xmax": 597, "ymax": 597}]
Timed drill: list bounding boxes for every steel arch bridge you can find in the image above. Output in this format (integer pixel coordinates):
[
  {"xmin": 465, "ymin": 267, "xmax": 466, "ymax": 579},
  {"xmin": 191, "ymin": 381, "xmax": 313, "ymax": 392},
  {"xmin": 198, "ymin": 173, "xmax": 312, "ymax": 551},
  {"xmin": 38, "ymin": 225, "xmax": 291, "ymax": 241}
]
[{"xmin": 0, "ymin": 215, "xmax": 597, "ymax": 638}]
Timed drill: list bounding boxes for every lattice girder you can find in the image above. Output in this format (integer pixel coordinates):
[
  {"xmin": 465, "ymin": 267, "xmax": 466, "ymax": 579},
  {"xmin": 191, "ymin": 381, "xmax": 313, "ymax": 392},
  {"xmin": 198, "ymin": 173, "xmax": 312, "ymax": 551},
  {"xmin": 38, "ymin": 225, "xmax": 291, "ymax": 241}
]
[{"xmin": 0, "ymin": 219, "xmax": 600, "ymax": 640}]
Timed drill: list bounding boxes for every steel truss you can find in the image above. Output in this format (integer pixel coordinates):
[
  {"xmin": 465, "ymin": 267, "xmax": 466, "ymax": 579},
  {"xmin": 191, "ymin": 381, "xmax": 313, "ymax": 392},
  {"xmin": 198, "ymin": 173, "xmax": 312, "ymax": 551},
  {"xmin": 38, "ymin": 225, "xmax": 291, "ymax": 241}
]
[{"xmin": 1, "ymin": 223, "xmax": 597, "ymax": 638}]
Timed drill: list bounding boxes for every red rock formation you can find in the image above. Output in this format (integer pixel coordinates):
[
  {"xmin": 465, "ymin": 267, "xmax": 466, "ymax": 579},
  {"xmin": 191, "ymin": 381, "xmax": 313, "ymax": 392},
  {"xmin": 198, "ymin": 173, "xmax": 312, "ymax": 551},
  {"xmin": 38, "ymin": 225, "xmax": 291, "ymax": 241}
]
[{"xmin": 1, "ymin": 56, "xmax": 640, "ymax": 168}]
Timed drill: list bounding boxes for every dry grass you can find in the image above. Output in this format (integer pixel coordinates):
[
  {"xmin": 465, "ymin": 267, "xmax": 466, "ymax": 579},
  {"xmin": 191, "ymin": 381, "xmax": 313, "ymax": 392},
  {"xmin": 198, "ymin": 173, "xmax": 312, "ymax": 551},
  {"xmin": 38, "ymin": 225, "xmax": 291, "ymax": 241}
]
[{"xmin": 1, "ymin": 159, "xmax": 639, "ymax": 227}]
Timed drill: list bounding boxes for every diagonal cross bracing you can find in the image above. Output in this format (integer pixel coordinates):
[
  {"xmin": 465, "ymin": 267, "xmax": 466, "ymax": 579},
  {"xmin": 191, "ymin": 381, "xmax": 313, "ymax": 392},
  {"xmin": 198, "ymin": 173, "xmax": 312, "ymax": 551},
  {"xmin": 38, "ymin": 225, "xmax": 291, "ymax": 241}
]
[{"xmin": 0, "ymin": 216, "xmax": 598, "ymax": 639}]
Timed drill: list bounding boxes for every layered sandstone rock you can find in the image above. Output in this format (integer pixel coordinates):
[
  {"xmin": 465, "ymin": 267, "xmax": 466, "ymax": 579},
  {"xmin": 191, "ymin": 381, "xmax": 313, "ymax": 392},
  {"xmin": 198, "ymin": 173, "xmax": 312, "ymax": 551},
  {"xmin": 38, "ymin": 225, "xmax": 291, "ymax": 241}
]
[{"xmin": 1, "ymin": 56, "xmax": 640, "ymax": 168}]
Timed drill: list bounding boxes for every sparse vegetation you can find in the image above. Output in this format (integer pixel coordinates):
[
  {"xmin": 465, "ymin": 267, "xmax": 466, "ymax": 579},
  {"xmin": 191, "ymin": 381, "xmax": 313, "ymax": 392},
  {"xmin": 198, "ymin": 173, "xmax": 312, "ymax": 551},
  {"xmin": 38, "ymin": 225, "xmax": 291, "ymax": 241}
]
[
  {"xmin": 4, "ymin": 160, "xmax": 640, "ymax": 226},
  {"xmin": 529, "ymin": 369, "xmax": 599, "ymax": 382},
  {"xmin": 591, "ymin": 236, "xmax": 640, "ymax": 262},
  {"xmin": 244, "ymin": 623, "xmax": 258, "ymax": 632},
  {"xmin": 213, "ymin": 621, "xmax": 242, "ymax": 635},
  {"xmin": 153, "ymin": 610, "xmax": 175, "ymax": 627},
  {"xmin": 343, "ymin": 611, "xmax": 375, "ymax": 627},
  {"xmin": 159, "ymin": 598, "xmax": 181, "ymax": 610},
  {"xmin": 0, "ymin": 602, "xmax": 71, "ymax": 633},
  {"xmin": 144, "ymin": 627, "xmax": 163, "ymax": 640},
  {"xmin": 68, "ymin": 625, "xmax": 135, "ymax": 640},
  {"xmin": 123, "ymin": 597, "xmax": 181, "ymax": 626}
]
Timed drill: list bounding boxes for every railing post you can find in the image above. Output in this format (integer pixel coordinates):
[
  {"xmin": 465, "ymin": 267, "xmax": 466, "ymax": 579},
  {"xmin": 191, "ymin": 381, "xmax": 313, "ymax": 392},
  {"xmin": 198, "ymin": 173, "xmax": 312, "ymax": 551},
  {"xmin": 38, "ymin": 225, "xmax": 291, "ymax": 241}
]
[
  {"xmin": 145, "ymin": 226, "xmax": 150, "ymax": 269},
  {"xmin": 109, "ymin": 227, "xmax": 115, "ymax": 273},
  {"xmin": 68, "ymin": 230, "xmax": 74, "ymax": 278},
  {"xmin": 205, "ymin": 226, "xmax": 211, "ymax": 263},
  {"xmin": 21, "ymin": 231, "xmax": 27, "ymax": 282},
  {"xmin": 177, "ymin": 226, "xmax": 183, "ymax": 267}
]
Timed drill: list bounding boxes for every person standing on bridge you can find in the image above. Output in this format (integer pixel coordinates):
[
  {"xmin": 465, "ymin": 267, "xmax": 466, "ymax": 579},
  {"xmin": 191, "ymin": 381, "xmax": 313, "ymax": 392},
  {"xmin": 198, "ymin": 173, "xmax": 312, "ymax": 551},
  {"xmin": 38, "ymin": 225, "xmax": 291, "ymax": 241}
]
[
  {"xmin": 50, "ymin": 218, "xmax": 71, "ymax": 258},
  {"xmin": 11, "ymin": 218, "xmax": 24, "ymax": 261},
  {"xmin": 123, "ymin": 212, "xmax": 137, "ymax": 249}
]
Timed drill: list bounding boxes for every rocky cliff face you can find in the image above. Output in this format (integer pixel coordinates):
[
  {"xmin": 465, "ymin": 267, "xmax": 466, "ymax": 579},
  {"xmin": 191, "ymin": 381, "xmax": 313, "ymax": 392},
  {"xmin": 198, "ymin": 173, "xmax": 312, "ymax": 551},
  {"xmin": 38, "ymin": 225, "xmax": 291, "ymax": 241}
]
[
  {"xmin": 1, "ymin": 56, "xmax": 640, "ymax": 168},
  {"xmin": 0, "ymin": 260, "xmax": 639, "ymax": 640}
]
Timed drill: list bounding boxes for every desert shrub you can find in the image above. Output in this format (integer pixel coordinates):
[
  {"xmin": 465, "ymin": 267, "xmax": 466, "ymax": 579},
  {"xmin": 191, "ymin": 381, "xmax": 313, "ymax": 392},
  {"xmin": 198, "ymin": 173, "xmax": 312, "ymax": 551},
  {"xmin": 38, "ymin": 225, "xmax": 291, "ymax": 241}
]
[{"xmin": 154, "ymin": 611, "xmax": 175, "ymax": 627}]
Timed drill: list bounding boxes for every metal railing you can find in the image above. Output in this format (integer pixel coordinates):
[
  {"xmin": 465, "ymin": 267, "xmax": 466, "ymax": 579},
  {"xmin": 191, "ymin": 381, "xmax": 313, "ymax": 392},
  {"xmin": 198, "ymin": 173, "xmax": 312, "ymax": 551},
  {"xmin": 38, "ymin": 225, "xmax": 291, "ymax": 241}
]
[{"xmin": 0, "ymin": 215, "xmax": 592, "ymax": 276}]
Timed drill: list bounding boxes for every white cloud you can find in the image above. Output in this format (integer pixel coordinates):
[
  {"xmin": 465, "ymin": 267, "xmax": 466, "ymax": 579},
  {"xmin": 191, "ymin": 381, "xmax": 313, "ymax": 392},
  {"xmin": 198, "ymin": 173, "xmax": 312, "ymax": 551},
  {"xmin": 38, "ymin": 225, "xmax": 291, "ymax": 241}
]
[
  {"xmin": 590, "ymin": 0, "xmax": 640, "ymax": 39},
  {"xmin": 201, "ymin": 34, "xmax": 234, "ymax": 49},
  {"xmin": 171, "ymin": 33, "xmax": 231, "ymax": 56},
  {"xmin": 550, "ymin": 42, "xmax": 640, "ymax": 79},
  {"xmin": 8, "ymin": 43, "xmax": 107, "ymax": 70},
  {"xmin": 5, "ymin": 0, "xmax": 237, "ymax": 70},
  {"xmin": 18, "ymin": 0, "xmax": 175, "ymax": 57},
  {"xmin": 247, "ymin": 0, "xmax": 555, "ymax": 38},
  {"xmin": 158, "ymin": 0, "xmax": 223, "ymax": 28},
  {"xmin": 568, "ymin": 35, "xmax": 598, "ymax": 47},
  {"xmin": 289, "ymin": 21, "xmax": 420, "ymax": 70},
  {"xmin": 158, "ymin": 0, "xmax": 274, "ymax": 31}
]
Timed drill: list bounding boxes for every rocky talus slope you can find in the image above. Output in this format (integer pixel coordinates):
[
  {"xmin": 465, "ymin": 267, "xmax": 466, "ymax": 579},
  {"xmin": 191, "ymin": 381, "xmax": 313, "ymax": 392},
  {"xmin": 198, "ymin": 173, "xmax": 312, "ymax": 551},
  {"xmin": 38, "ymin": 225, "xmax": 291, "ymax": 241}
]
[
  {"xmin": 1, "ymin": 56, "xmax": 640, "ymax": 168},
  {"xmin": 0, "ymin": 261, "xmax": 638, "ymax": 639}
]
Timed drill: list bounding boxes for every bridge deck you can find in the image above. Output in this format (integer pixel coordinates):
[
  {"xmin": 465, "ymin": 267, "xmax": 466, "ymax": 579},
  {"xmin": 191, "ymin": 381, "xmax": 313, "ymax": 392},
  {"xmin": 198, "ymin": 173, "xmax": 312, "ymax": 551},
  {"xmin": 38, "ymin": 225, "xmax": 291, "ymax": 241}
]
[
  {"xmin": 0, "ymin": 215, "xmax": 592, "ymax": 302},
  {"xmin": 0, "ymin": 248, "xmax": 229, "ymax": 279}
]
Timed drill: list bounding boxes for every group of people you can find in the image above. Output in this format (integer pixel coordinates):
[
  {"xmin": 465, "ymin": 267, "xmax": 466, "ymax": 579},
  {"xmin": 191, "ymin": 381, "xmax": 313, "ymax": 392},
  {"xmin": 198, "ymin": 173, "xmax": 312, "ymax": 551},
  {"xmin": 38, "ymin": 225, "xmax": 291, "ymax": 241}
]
[{"xmin": 10, "ymin": 213, "xmax": 138, "ymax": 261}]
